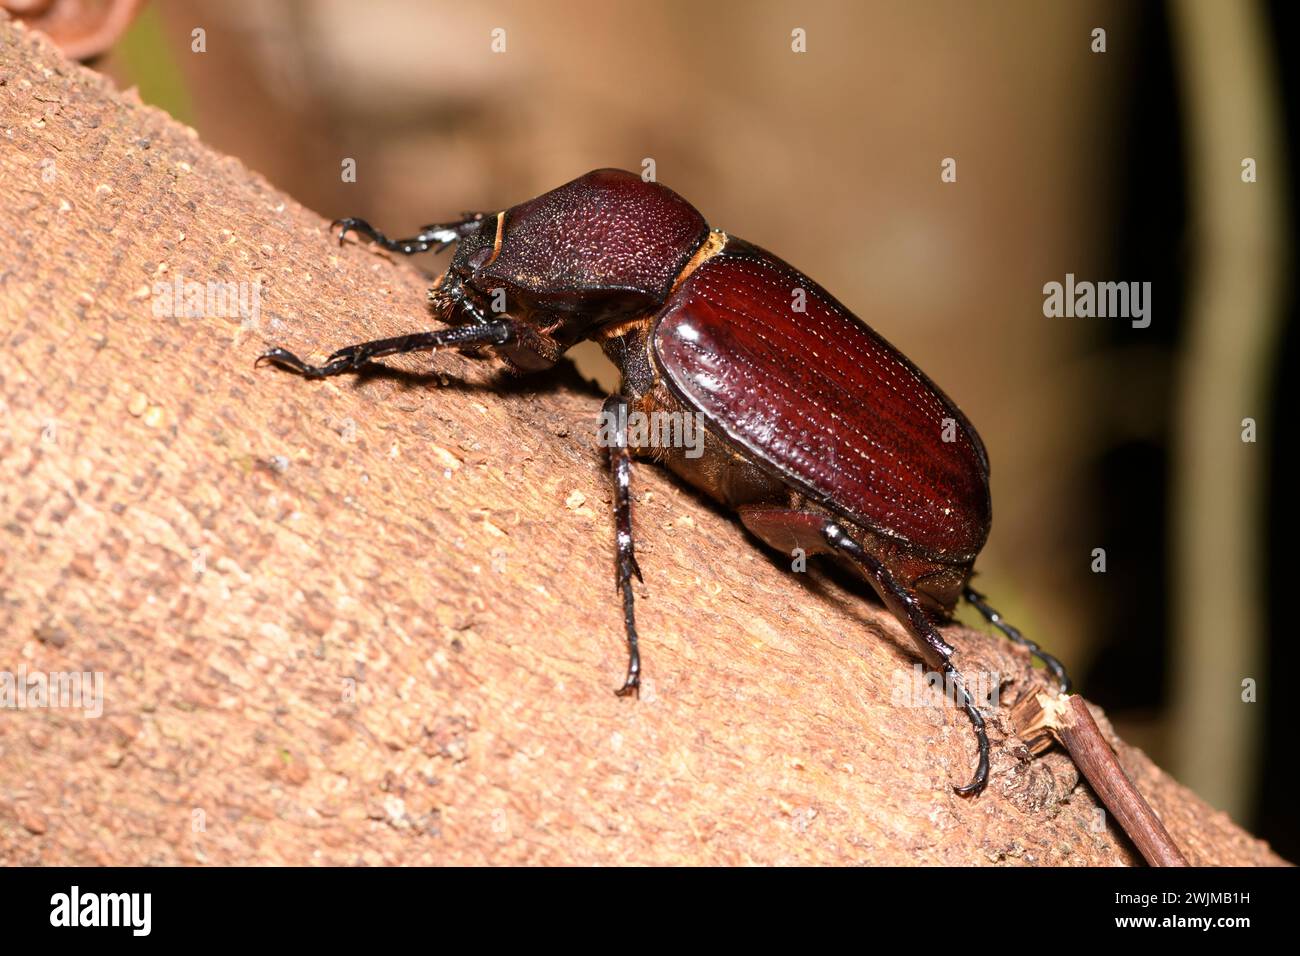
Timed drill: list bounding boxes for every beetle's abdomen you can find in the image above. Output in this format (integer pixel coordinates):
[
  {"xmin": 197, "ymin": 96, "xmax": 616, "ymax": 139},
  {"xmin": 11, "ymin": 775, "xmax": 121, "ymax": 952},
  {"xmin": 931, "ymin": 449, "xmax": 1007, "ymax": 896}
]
[
  {"xmin": 480, "ymin": 169, "xmax": 709, "ymax": 305},
  {"xmin": 652, "ymin": 238, "xmax": 991, "ymax": 561}
]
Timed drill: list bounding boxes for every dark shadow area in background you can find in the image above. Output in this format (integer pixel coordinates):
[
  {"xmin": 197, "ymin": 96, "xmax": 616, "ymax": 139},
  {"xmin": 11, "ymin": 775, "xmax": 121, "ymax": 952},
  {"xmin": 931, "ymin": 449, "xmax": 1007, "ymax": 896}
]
[
  {"xmin": 1084, "ymin": 0, "xmax": 1297, "ymax": 860},
  {"xmin": 1082, "ymin": 1, "xmax": 1183, "ymax": 744},
  {"xmin": 1259, "ymin": 0, "xmax": 1298, "ymax": 863}
]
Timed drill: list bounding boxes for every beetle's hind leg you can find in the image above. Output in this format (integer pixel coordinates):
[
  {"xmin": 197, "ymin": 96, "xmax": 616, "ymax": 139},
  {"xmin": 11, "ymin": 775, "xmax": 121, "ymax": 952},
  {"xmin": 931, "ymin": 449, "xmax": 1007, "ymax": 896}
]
[
  {"xmin": 602, "ymin": 395, "xmax": 644, "ymax": 697},
  {"xmin": 333, "ymin": 212, "xmax": 490, "ymax": 256},
  {"xmin": 820, "ymin": 523, "xmax": 990, "ymax": 795},
  {"xmin": 962, "ymin": 587, "xmax": 1071, "ymax": 692},
  {"xmin": 735, "ymin": 506, "xmax": 990, "ymax": 794}
]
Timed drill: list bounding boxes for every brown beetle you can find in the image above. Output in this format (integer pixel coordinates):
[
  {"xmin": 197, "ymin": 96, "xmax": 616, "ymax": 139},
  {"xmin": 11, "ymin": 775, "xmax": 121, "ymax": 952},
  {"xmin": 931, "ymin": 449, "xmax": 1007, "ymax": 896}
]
[{"xmin": 258, "ymin": 169, "xmax": 1069, "ymax": 793}]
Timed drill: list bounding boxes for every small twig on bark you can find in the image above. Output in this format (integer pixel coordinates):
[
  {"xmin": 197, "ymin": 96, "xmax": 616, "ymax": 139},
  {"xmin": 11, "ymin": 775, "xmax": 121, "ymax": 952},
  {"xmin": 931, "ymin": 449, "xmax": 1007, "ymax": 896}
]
[{"xmin": 1011, "ymin": 692, "xmax": 1188, "ymax": 866}]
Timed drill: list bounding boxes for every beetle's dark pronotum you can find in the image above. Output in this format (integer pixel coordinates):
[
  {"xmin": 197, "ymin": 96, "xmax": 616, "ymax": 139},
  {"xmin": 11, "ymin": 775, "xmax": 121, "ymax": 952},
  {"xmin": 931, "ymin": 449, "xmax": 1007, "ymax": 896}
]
[{"xmin": 258, "ymin": 168, "xmax": 1070, "ymax": 794}]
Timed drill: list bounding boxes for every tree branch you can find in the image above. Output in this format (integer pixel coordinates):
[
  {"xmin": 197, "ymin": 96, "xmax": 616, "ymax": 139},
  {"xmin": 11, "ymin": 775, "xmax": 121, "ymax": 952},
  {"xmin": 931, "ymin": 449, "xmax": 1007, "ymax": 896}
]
[{"xmin": 0, "ymin": 17, "xmax": 1285, "ymax": 865}]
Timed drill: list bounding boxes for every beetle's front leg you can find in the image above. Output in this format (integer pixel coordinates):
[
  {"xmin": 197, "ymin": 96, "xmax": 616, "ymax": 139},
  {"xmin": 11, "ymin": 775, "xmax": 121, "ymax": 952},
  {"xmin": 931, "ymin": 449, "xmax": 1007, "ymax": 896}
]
[
  {"xmin": 333, "ymin": 212, "xmax": 490, "ymax": 256},
  {"xmin": 256, "ymin": 319, "xmax": 514, "ymax": 378},
  {"xmin": 822, "ymin": 522, "xmax": 991, "ymax": 795},
  {"xmin": 602, "ymin": 394, "xmax": 644, "ymax": 697}
]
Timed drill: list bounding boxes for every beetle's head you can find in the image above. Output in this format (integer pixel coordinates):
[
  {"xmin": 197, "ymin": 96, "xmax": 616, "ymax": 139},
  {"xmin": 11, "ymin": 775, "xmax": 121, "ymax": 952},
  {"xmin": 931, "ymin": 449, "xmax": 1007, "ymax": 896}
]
[{"xmin": 428, "ymin": 215, "xmax": 499, "ymax": 328}]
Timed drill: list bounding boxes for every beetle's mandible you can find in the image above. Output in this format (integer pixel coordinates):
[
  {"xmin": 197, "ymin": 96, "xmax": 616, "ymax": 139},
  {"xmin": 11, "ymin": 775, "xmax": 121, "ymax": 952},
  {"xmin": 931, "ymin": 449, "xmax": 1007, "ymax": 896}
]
[{"xmin": 258, "ymin": 168, "xmax": 1070, "ymax": 794}]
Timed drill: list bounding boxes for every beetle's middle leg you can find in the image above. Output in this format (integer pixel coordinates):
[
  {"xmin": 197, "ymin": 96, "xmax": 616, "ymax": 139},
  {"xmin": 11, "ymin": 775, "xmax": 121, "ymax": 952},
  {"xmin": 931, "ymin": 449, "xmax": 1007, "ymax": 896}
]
[{"xmin": 602, "ymin": 394, "xmax": 644, "ymax": 697}]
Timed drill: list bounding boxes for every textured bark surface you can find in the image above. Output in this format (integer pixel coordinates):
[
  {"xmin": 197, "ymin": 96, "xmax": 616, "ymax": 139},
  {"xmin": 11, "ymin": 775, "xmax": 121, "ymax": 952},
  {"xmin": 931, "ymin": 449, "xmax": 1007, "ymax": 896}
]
[{"xmin": 0, "ymin": 18, "xmax": 1284, "ymax": 866}]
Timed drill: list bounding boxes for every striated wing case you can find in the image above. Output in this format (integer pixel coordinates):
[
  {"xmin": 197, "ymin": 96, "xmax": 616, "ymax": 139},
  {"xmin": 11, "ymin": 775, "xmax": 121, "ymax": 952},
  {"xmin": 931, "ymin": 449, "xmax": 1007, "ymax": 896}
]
[{"xmin": 652, "ymin": 238, "xmax": 991, "ymax": 561}]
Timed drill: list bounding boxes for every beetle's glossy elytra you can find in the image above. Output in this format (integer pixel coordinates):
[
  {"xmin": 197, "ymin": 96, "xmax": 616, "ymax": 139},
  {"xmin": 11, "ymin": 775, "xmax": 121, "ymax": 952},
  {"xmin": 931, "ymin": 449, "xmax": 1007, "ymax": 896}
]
[
  {"xmin": 654, "ymin": 237, "xmax": 991, "ymax": 565},
  {"xmin": 258, "ymin": 168, "xmax": 1070, "ymax": 795}
]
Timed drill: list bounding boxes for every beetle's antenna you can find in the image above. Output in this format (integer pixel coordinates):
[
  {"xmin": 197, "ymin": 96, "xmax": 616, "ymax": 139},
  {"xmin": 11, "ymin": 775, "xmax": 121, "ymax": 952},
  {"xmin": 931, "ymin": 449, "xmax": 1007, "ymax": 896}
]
[{"xmin": 962, "ymin": 587, "xmax": 1071, "ymax": 692}]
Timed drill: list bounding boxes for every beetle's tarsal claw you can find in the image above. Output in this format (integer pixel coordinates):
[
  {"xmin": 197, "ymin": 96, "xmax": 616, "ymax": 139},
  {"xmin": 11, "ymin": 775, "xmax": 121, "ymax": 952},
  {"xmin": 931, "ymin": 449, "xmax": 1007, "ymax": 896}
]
[
  {"xmin": 332, "ymin": 217, "xmax": 375, "ymax": 247},
  {"xmin": 257, "ymin": 346, "xmax": 349, "ymax": 379},
  {"xmin": 953, "ymin": 769, "xmax": 988, "ymax": 796},
  {"xmin": 946, "ymin": 662, "xmax": 990, "ymax": 796},
  {"xmin": 256, "ymin": 347, "xmax": 310, "ymax": 375}
]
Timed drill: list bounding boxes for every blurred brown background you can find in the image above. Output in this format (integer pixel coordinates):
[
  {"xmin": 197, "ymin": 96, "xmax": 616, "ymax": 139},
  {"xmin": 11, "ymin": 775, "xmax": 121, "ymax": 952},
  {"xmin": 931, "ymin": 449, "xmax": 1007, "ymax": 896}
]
[{"xmin": 22, "ymin": 0, "xmax": 1294, "ymax": 855}]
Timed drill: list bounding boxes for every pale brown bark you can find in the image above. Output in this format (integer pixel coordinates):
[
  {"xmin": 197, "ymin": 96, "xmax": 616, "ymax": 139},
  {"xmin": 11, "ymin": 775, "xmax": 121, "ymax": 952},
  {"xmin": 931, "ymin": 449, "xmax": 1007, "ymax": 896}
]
[{"xmin": 0, "ymin": 18, "xmax": 1284, "ymax": 866}]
